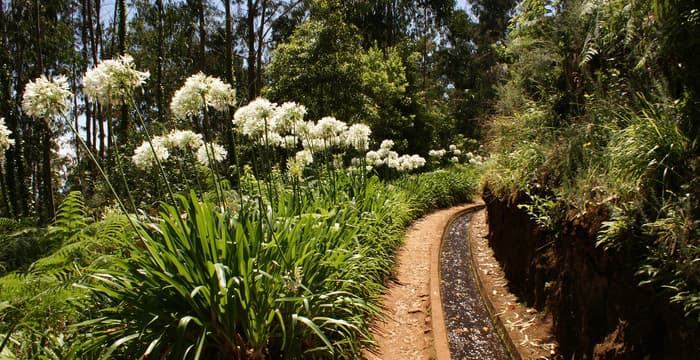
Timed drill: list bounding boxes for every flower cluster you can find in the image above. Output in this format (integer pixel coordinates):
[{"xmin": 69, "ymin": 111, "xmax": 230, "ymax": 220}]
[
  {"xmin": 365, "ymin": 139, "xmax": 425, "ymax": 172},
  {"xmin": 0, "ymin": 118, "xmax": 15, "ymax": 162},
  {"xmin": 466, "ymin": 152, "xmax": 486, "ymax": 165},
  {"xmin": 83, "ymin": 54, "xmax": 150, "ymax": 106},
  {"xmin": 196, "ymin": 143, "xmax": 227, "ymax": 167},
  {"xmin": 430, "ymin": 144, "xmax": 465, "ymax": 163},
  {"xmin": 161, "ymin": 129, "xmax": 204, "ymax": 150},
  {"xmin": 22, "ymin": 75, "xmax": 72, "ymax": 119},
  {"xmin": 345, "ymin": 123, "xmax": 372, "ymax": 151},
  {"xmin": 428, "ymin": 149, "xmax": 447, "ymax": 158},
  {"xmin": 233, "ymin": 98, "xmax": 281, "ymax": 139},
  {"xmin": 170, "ymin": 73, "xmax": 236, "ymax": 120},
  {"xmin": 132, "ymin": 137, "xmax": 170, "ymax": 170},
  {"xmin": 286, "ymin": 150, "xmax": 314, "ymax": 179},
  {"xmin": 234, "ymin": 98, "xmax": 372, "ymax": 155},
  {"xmin": 131, "ymin": 129, "xmax": 226, "ymax": 170}
]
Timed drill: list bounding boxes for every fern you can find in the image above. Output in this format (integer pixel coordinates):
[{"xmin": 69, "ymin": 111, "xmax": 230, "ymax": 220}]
[
  {"xmin": 0, "ymin": 218, "xmax": 20, "ymax": 234},
  {"xmin": 29, "ymin": 213, "xmax": 131, "ymax": 285},
  {"xmin": 47, "ymin": 191, "xmax": 88, "ymax": 242}
]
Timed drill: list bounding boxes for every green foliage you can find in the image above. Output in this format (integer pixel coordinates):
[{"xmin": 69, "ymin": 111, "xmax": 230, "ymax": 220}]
[
  {"xmin": 264, "ymin": 18, "xmax": 366, "ymax": 123},
  {"xmin": 0, "ymin": 226, "xmax": 51, "ymax": 276},
  {"xmin": 486, "ymin": 0, "xmax": 700, "ymax": 323},
  {"xmin": 47, "ymin": 191, "xmax": 88, "ymax": 241},
  {"xmin": 264, "ymin": 17, "xmax": 418, "ymax": 151},
  {"xmin": 397, "ymin": 166, "xmax": 481, "ymax": 215},
  {"xmin": 0, "ymin": 194, "xmax": 133, "ymax": 359},
  {"xmin": 65, "ymin": 167, "xmax": 478, "ymax": 358}
]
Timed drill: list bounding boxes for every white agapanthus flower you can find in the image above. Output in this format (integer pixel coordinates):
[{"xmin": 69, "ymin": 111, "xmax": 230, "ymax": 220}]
[
  {"xmin": 429, "ymin": 149, "xmax": 447, "ymax": 158},
  {"xmin": 449, "ymin": 144, "xmax": 457, "ymax": 151},
  {"xmin": 344, "ymin": 123, "xmax": 372, "ymax": 151},
  {"xmin": 312, "ymin": 116, "xmax": 347, "ymax": 145},
  {"xmin": 233, "ymin": 98, "xmax": 278, "ymax": 138},
  {"xmin": 170, "ymin": 72, "xmax": 236, "ymax": 120},
  {"xmin": 366, "ymin": 150, "xmax": 382, "ymax": 166},
  {"xmin": 450, "ymin": 156, "xmax": 459, "ymax": 163},
  {"xmin": 196, "ymin": 143, "xmax": 227, "ymax": 166},
  {"xmin": 392, "ymin": 154, "xmax": 426, "ymax": 172},
  {"xmin": 410, "ymin": 154, "xmax": 426, "ymax": 168},
  {"xmin": 0, "ymin": 118, "xmax": 15, "ymax": 162},
  {"xmin": 295, "ymin": 149, "xmax": 314, "ymax": 166},
  {"xmin": 453, "ymin": 149, "xmax": 462, "ymax": 155},
  {"xmin": 380, "ymin": 139, "xmax": 394, "ymax": 150},
  {"xmin": 281, "ymin": 135, "xmax": 299, "ymax": 149},
  {"xmin": 294, "ymin": 120, "xmax": 314, "ymax": 139},
  {"xmin": 83, "ymin": 54, "xmax": 150, "ymax": 105},
  {"xmin": 270, "ymin": 102, "xmax": 306, "ymax": 134},
  {"xmin": 164, "ymin": 129, "xmax": 204, "ymax": 150},
  {"xmin": 22, "ymin": 75, "xmax": 72, "ymax": 118},
  {"xmin": 132, "ymin": 138, "xmax": 170, "ymax": 170}
]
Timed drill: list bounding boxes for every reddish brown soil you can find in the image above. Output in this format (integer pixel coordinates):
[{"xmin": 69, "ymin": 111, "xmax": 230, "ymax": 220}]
[
  {"xmin": 365, "ymin": 205, "xmax": 470, "ymax": 360},
  {"xmin": 366, "ymin": 205, "xmax": 557, "ymax": 360},
  {"xmin": 470, "ymin": 209, "xmax": 558, "ymax": 359}
]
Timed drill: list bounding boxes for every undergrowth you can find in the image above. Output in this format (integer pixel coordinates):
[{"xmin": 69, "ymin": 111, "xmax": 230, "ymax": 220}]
[{"xmin": 0, "ymin": 166, "xmax": 479, "ymax": 358}]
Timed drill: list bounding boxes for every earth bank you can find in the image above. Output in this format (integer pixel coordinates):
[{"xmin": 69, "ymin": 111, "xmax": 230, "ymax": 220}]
[{"xmin": 483, "ymin": 186, "xmax": 699, "ymax": 359}]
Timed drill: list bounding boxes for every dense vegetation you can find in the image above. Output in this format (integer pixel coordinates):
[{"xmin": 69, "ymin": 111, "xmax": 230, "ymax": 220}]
[
  {"xmin": 484, "ymin": 0, "xmax": 699, "ymax": 321},
  {"xmin": 1, "ymin": 0, "xmax": 699, "ymax": 358}
]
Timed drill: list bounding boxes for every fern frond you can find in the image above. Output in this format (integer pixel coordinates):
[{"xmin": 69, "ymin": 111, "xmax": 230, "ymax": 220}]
[{"xmin": 47, "ymin": 191, "xmax": 88, "ymax": 242}]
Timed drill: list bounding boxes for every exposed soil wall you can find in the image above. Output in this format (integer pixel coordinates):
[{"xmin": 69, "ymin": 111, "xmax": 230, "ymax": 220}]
[{"xmin": 483, "ymin": 187, "xmax": 699, "ymax": 359}]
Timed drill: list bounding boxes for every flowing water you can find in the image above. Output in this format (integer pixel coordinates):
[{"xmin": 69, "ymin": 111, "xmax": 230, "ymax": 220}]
[{"xmin": 440, "ymin": 211, "xmax": 510, "ymax": 359}]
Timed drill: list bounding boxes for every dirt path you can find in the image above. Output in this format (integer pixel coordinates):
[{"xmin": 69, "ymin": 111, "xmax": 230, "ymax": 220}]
[
  {"xmin": 365, "ymin": 205, "xmax": 472, "ymax": 360},
  {"xmin": 365, "ymin": 204, "xmax": 558, "ymax": 360}
]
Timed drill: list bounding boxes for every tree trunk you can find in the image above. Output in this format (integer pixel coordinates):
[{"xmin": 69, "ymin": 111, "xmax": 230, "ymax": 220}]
[
  {"xmin": 156, "ymin": 0, "xmax": 165, "ymax": 123},
  {"xmin": 247, "ymin": 0, "xmax": 257, "ymax": 100},
  {"xmin": 117, "ymin": 0, "xmax": 128, "ymax": 142},
  {"xmin": 118, "ymin": 0, "xmax": 126, "ymax": 53},
  {"xmin": 198, "ymin": 0, "xmax": 206, "ymax": 71},
  {"xmin": 41, "ymin": 122, "xmax": 55, "ymax": 223},
  {"xmin": 223, "ymin": 0, "xmax": 235, "ymax": 161},
  {"xmin": 80, "ymin": 0, "xmax": 92, "ymax": 150},
  {"xmin": 255, "ymin": 0, "xmax": 266, "ymax": 93},
  {"xmin": 34, "ymin": 0, "xmax": 55, "ymax": 224}
]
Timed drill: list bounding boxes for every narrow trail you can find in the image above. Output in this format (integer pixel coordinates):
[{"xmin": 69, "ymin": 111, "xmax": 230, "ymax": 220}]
[
  {"xmin": 365, "ymin": 205, "xmax": 472, "ymax": 360},
  {"xmin": 365, "ymin": 203, "xmax": 556, "ymax": 360}
]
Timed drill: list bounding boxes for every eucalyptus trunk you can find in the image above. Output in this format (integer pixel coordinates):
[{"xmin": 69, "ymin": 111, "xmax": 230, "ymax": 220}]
[{"xmin": 247, "ymin": 0, "xmax": 257, "ymax": 99}]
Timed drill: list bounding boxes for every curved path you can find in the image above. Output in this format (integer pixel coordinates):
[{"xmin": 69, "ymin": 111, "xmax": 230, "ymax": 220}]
[
  {"xmin": 364, "ymin": 202, "xmax": 549, "ymax": 360},
  {"xmin": 365, "ymin": 203, "xmax": 501, "ymax": 360}
]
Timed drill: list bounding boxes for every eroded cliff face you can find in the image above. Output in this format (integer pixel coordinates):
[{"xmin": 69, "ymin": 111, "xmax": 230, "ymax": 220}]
[{"xmin": 482, "ymin": 187, "xmax": 698, "ymax": 359}]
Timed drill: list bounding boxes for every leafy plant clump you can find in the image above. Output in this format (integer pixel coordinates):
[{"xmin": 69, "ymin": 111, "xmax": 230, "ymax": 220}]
[{"xmin": 1, "ymin": 167, "xmax": 480, "ymax": 358}]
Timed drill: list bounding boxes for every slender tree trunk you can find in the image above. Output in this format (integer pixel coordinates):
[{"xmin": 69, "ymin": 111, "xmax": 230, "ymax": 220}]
[
  {"xmin": 198, "ymin": 0, "xmax": 206, "ymax": 71},
  {"xmin": 118, "ymin": 0, "xmax": 126, "ymax": 53},
  {"xmin": 98, "ymin": 104, "xmax": 105, "ymax": 159},
  {"xmin": 255, "ymin": 0, "xmax": 266, "ymax": 93},
  {"xmin": 34, "ymin": 0, "xmax": 55, "ymax": 224},
  {"xmin": 117, "ymin": 0, "xmax": 128, "ymax": 143},
  {"xmin": 223, "ymin": 0, "xmax": 235, "ymax": 161},
  {"xmin": 40, "ymin": 123, "xmax": 54, "ymax": 223},
  {"xmin": 8, "ymin": 4, "xmax": 29, "ymax": 217},
  {"xmin": 80, "ymin": 0, "xmax": 92, "ymax": 150},
  {"xmin": 156, "ymin": 0, "xmax": 165, "ymax": 123},
  {"xmin": 247, "ymin": 0, "xmax": 257, "ymax": 100}
]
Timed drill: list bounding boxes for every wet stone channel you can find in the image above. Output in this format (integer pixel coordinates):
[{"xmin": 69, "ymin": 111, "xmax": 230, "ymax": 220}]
[{"xmin": 440, "ymin": 211, "xmax": 509, "ymax": 360}]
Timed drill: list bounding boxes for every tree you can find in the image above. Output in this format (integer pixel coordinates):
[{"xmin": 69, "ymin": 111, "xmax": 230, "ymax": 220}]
[{"xmin": 265, "ymin": 13, "xmax": 421, "ymax": 150}]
